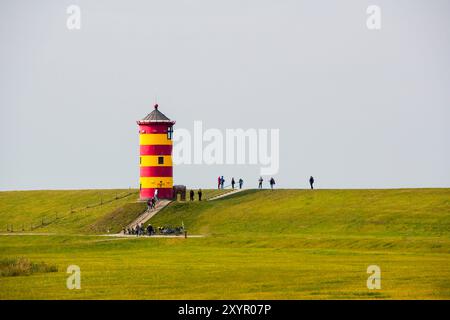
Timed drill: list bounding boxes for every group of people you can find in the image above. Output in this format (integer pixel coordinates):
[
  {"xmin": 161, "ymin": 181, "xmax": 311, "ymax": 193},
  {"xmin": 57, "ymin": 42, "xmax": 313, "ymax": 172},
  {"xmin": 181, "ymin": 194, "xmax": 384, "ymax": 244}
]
[
  {"xmin": 216, "ymin": 176, "xmax": 315, "ymax": 190},
  {"xmin": 146, "ymin": 197, "xmax": 157, "ymax": 210},
  {"xmin": 217, "ymin": 176, "xmax": 244, "ymax": 190},
  {"xmin": 124, "ymin": 223, "xmax": 155, "ymax": 236},
  {"xmin": 189, "ymin": 189, "xmax": 203, "ymax": 201},
  {"xmin": 145, "ymin": 188, "xmax": 161, "ymax": 211},
  {"xmin": 123, "ymin": 224, "xmax": 184, "ymax": 236}
]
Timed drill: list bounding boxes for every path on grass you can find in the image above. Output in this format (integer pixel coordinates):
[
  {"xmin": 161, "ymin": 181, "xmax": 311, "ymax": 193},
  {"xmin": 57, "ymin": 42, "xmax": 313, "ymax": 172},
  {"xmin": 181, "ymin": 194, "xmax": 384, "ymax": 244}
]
[
  {"xmin": 122, "ymin": 199, "xmax": 171, "ymax": 233},
  {"xmin": 207, "ymin": 188, "xmax": 245, "ymax": 201},
  {"xmin": 102, "ymin": 233, "xmax": 204, "ymax": 238},
  {"xmin": 0, "ymin": 232, "xmax": 204, "ymax": 238}
]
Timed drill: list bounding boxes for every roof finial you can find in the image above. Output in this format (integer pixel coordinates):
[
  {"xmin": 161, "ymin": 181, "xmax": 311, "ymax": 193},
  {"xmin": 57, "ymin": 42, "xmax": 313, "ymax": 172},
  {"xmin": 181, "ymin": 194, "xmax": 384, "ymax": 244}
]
[{"xmin": 154, "ymin": 103, "xmax": 158, "ymax": 110}]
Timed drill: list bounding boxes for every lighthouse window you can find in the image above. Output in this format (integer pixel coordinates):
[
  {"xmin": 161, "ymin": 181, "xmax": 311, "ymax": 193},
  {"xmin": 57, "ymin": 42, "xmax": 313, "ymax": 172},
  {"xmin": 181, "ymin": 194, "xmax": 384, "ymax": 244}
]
[
  {"xmin": 158, "ymin": 156, "xmax": 164, "ymax": 165},
  {"xmin": 167, "ymin": 126, "xmax": 173, "ymax": 140}
]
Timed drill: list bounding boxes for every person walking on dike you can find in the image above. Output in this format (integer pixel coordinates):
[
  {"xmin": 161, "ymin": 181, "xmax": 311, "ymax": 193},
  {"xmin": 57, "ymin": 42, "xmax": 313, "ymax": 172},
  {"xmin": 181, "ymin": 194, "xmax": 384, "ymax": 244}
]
[
  {"xmin": 258, "ymin": 177, "xmax": 263, "ymax": 189},
  {"xmin": 239, "ymin": 178, "xmax": 243, "ymax": 189},
  {"xmin": 190, "ymin": 189, "xmax": 194, "ymax": 201},
  {"xmin": 231, "ymin": 178, "xmax": 235, "ymax": 189},
  {"xmin": 309, "ymin": 176, "xmax": 314, "ymax": 190},
  {"xmin": 270, "ymin": 177, "xmax": 276, "ymax": 190},
  {"xmin": 151, "ymin": 197, "xmax": 156, "ymax": 209},
  {"xmin": 146, "ymin": 224, "xmax": 154, "ymax": 236},
  {"xmin": 135, "ymin": 225, "xmax": 140, "ymax": 237},
  {"xmin": 221, "ymin": 176, "xmax": 225, "ymax": 189},
  {"xmin": 146, "ymin": 198, "xmax": 152, "ymax": 211},
  {"xmin": 217, "ymin": 176, "xmax": 221, "ymax": 189},
  {"xmin": 198, "ymin": 189, "xmax": 203, "ymax": 201}
]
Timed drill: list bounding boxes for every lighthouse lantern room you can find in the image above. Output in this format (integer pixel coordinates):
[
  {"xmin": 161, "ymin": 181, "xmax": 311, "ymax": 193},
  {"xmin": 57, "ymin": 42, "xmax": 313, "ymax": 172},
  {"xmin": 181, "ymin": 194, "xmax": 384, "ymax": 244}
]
[{"xmin": 137, "ymin": 104, "xmax": 175, "ymax": 200}]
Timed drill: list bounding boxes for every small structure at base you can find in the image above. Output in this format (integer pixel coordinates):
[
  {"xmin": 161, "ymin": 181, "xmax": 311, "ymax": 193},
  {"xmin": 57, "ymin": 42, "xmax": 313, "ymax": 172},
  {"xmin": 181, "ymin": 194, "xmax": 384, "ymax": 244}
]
[{"xmin": 173, "ymin": 185, "xmax": 186, "ymax": 201}]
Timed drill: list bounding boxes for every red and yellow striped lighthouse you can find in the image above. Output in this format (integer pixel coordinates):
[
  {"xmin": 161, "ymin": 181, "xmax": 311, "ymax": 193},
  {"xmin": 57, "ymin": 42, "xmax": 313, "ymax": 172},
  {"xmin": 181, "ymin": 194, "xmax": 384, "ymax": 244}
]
[{"xmin": 137, "ymin": 104, "xmax": 175, "ymax": 200}]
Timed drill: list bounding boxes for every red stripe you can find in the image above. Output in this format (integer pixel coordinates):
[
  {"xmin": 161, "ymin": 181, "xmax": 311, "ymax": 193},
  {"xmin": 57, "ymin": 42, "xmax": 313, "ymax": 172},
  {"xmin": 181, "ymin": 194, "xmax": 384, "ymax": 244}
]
[
  {"xmin": 139, "ymin": 124, "xmax": 172, "ymax": 134},
  {"xmin": 140, "ymin": 188, "xmax": 173, "ymax": 200},
  {"xmin": 140, "ymin": 145, "xmax": 172, "ymax": 155},
  {"xmin": 140, "ymin": 166, "xmax": 173, "ymax": 177}
]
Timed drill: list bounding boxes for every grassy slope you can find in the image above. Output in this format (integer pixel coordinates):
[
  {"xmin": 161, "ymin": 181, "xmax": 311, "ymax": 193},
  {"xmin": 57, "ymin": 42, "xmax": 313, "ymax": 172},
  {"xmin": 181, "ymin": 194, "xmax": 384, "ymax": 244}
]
[
  {"xmin": 0, "ymin": 189, "xmax": 139, "ymax": 233},
  {"xmin": 0, "ymin": 189, "xmax": 229, "ymax": 234},
  {"xmin": 0, "ymin": 188, "xmax": 449, "ymax": 299},
  {"xmin": 151, "ymin": 188, "xmax": 450, "ymax": 241}
]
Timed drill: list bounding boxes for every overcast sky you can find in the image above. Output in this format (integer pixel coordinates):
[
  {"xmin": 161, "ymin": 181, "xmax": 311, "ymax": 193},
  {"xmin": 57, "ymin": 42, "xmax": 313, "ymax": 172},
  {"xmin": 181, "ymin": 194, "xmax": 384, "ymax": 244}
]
[{"xmin": 1, "ymin": 0, "xmax": 449, "ymax": 190}]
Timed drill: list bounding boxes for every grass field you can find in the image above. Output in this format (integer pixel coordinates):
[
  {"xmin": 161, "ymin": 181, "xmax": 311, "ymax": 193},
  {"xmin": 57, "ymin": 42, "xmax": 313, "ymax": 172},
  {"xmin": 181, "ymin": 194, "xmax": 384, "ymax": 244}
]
[{"xmin": 0, "ymin": 188, "xmax": 449, "ymax": 299}]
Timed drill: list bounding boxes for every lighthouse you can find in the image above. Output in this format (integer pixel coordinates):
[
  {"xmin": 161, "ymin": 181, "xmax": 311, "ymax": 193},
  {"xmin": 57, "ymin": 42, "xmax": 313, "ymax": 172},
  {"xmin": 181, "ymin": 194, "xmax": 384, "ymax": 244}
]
[{"xmin": 137, "ymin": 104, "xmax": 175, "ymax": 200}]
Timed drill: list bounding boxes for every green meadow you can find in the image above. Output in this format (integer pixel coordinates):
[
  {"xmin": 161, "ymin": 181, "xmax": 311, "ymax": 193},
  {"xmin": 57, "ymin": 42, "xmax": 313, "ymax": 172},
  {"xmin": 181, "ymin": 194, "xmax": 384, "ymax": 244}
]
[{"xmin": 0, "ymin": 188, "xmax": 449, "ymax": 299}]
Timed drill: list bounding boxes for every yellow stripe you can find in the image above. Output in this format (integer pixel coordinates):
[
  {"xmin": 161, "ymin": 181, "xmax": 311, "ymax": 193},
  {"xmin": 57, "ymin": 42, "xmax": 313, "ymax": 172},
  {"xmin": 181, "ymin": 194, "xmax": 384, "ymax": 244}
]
[
  {"xmin": 139, "ymin": 134, "xmax": 172, "ymax": 146},
  {"xmin": 140, "ymin": 155, "xmax": 172, "ymax": 167},
  {"xmin": 140, "ymin": 177, "xmax": 173, "ymax": 189}
]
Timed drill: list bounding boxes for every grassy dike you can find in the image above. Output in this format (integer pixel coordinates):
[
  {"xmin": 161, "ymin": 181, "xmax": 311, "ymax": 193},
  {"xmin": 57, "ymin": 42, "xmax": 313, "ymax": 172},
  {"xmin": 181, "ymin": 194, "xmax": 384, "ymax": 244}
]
[{"xmin": 0, "ymin": 188, "xmax": 449, "ymax": 299}]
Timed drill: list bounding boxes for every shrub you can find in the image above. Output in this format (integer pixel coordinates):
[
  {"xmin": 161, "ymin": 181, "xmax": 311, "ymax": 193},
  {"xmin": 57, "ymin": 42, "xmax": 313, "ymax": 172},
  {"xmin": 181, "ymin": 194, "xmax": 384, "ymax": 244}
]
[{"xmin": 0, "ymin": 258, "xmax": 58, "ymax": 277}]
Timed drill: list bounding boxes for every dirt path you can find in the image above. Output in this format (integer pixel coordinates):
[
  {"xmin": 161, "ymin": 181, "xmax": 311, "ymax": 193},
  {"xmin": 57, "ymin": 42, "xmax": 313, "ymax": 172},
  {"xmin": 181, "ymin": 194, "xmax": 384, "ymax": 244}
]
[
  {"xmin": 100, "ymin": 233, "xmax": 204, "ymax": 238},
  {"xmin": 0, "ymin": 232, "xmax": 204, "ymax": 238},
  {"xmin": 207, "ymin": 188, "xmax": 245, "ymax": 201},
  {"xmin": 122, "ymin": 199, "xmax": 171, "ymax": 233}
]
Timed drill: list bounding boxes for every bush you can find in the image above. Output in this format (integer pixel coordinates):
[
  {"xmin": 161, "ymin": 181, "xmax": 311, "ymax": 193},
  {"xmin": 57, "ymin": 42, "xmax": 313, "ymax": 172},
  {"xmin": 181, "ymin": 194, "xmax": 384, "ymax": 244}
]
[{"xmin": 0, "ymin": 258, "xmax": 58, "ymax": 277}]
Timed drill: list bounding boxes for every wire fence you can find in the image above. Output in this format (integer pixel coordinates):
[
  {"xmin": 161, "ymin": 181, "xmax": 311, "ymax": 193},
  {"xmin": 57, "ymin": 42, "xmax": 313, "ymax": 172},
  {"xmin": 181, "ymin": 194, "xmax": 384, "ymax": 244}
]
[{"xmin": 4, "ymin": 191, "xmax": 139, "ymax": 233}]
